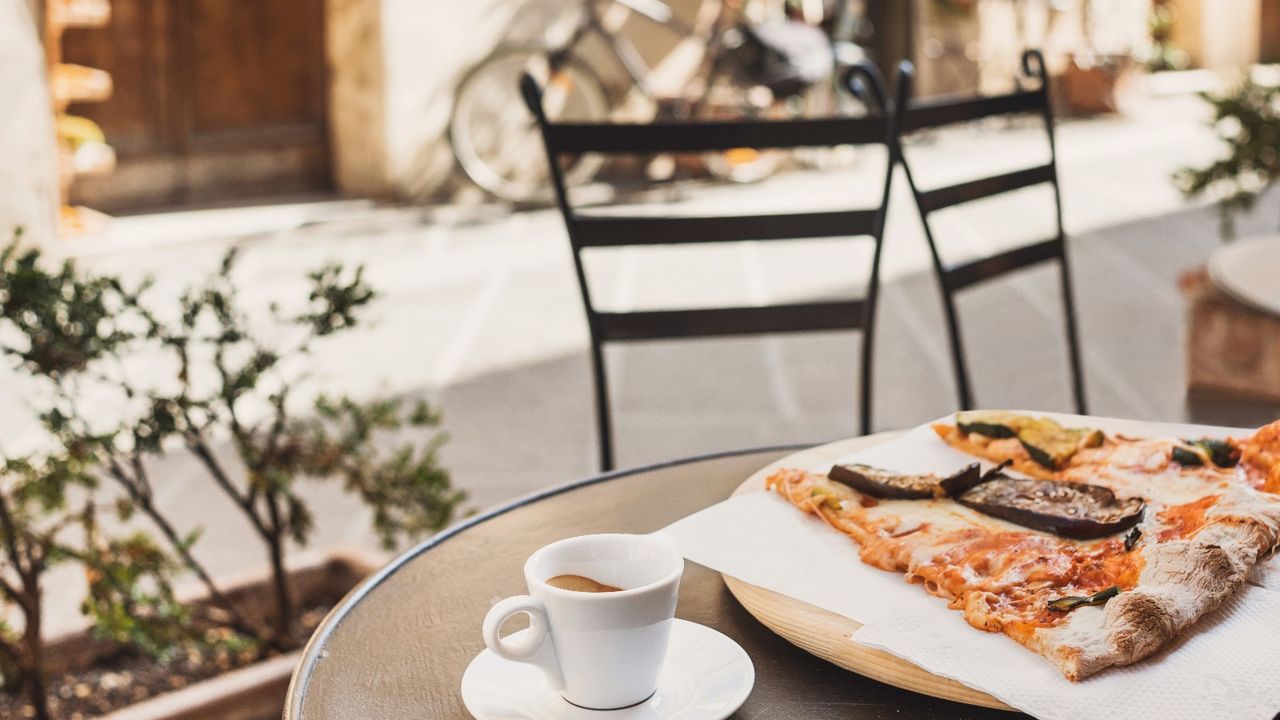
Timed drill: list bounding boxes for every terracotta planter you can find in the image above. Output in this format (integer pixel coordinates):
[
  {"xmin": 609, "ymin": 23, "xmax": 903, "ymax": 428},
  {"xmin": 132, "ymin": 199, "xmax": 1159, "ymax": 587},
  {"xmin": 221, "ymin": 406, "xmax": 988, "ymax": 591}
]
[
  {"xmin": 1057, "ymin": 54, "xmax": 1135, "ymax": 116},
  {"xmin": 37, "ymin": 548, "xmax": 382, "ymax": 720},
  {"xmin": 1181, "ymin": 268, "xmax": 1280, "ymax": 404}
]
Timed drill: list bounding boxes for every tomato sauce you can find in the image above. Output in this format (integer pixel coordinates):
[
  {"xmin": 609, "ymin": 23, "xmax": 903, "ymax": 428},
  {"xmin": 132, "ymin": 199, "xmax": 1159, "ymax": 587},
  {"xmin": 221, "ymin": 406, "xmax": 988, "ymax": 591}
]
[{"xmin": 1157, "ymin": 494, "xmax": 1219, "ymax": 541}]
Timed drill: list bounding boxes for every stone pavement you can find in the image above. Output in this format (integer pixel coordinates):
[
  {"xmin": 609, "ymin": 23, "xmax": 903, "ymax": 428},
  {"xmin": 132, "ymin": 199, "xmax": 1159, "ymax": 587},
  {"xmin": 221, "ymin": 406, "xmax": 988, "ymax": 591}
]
[{"xmin": 18, "ymin": 92, "xmax": 1280, "ymax": 630}]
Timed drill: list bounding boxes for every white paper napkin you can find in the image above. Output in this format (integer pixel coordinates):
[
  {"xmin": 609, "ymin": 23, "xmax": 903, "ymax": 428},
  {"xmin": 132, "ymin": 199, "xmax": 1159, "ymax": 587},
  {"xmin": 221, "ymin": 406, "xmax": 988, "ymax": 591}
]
[
  {"xmin": 658, "ymin": 413, "xmax": 1280, "ymax": 720},
  {"xmin": 854, "ymin": 586, "xmax": 1280, "ymax": 720},
  {"xmin": 1252, "ymin": 554, "xmax": 1280, "ymax": 589}
]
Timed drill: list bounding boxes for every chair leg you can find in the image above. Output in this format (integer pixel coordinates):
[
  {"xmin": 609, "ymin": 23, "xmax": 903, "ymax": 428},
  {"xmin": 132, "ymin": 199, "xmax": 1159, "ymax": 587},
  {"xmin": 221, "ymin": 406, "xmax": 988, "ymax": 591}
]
[
  {"xmin": 859, "ymin": 325, "xmax": 874, "ymax": 436},
  {"xmin": 1058, "ymin": 257, "xmax": 1088, "ymax": 415},
  {"xmin": 589, "ymin": 342, "xmax": 615, "ymax": 472},
  {"xmin": 940, "ymin": 292, "xmax": 976, "ymax": 411}
]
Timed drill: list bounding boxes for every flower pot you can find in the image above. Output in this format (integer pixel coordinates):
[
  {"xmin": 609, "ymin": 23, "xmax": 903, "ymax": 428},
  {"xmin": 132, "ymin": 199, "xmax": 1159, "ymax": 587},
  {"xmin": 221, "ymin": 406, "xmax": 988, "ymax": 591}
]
[
  {"xmin": 30, "ymin": 548, "xmax": 383, "ymax": 720},
  {"xmin": 1057, "ymin": 53, "xmax": 1135, "ymax": 116}
]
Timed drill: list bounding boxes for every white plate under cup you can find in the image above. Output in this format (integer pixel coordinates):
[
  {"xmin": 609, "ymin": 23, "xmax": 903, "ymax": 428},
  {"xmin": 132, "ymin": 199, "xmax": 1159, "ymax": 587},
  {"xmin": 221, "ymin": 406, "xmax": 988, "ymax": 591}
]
[{"xmin": 481, "ymin": 533, "xmax": 684, "ymax": 710}]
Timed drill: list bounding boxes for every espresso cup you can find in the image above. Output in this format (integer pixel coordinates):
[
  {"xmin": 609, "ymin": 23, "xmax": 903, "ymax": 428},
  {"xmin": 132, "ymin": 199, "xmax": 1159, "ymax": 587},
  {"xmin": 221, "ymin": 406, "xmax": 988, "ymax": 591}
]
[{"xmin": 481, "ymin": 533, "xmax": 684, "ymax": 710}]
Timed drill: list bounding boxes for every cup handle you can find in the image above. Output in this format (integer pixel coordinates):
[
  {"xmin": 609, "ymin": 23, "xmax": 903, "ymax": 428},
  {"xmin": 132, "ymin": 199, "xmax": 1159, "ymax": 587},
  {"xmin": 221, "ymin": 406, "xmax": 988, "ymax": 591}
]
[{"xmin": 482, "ymin": 595, "xmax": 565, "ymax": 690}]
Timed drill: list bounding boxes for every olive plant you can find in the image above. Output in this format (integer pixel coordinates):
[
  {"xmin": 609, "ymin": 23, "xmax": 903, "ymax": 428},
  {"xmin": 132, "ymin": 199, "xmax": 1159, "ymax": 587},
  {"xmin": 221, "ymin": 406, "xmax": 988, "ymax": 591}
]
[
  {"xmin": 1176, "ymin": 77, "xmax": 1280, "ymax": 239},
  {"xmin": 0, "ymin": 449, "xmax": 186, "ymax": 720},
  {"xmin": 0, "ymin": 230, "xmax": 466, "ymax": 714}
]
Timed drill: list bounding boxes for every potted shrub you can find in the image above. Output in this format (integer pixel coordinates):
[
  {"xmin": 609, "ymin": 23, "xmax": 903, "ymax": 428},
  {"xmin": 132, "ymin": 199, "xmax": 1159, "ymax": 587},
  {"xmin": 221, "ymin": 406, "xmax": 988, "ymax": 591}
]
[
  {"xmin": 0, "ymin": 231, "xmax": 468, "ymax": 718},
  {"xmin": 1058, "ymin": 51, "xmax": 1134, "ymax": 116},
  {"xmin": 1175, "ymin": 76, "xmax": 1280, "ymax": 239},
  {"xmin": 1055, "ymin": 0, "xmax": 1140, "ymax": 116}
]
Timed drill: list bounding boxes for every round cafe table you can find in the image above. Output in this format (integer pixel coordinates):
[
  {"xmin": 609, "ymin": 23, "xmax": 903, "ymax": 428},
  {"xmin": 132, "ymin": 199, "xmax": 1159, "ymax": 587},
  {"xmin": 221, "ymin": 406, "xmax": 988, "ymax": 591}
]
[{"xmin": 284, "ymin": 439, "xmax": 1023, "ymax": 719}]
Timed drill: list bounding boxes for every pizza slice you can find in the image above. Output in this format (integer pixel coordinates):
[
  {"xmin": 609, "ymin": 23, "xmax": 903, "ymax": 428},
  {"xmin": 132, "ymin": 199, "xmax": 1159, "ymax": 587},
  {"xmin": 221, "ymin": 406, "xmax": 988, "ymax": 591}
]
[
  {"xmin": 932, "ymin": 411, "xmax": 1265, "ymax": 493},
  {"xmin": 765, "ymin": 415, "xmax": 1280, "ymax": 680}
]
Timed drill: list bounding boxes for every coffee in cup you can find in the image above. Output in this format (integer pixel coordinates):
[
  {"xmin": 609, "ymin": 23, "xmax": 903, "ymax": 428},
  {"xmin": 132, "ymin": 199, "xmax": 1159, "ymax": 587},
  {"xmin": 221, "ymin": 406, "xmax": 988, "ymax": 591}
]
[{"xmin": 544, "ymin": 574, "xmax": 623, "ymax": 593}]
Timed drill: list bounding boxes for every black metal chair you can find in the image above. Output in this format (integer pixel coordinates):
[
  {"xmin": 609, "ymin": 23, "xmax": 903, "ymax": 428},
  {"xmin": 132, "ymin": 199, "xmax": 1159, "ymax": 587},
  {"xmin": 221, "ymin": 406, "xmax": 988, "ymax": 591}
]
[
  {"xmin": 521, "ymin": 65, "xmax": 897, "ymax": 471},
  {"xmin": 893, "ymin": 50, "xmax": 1087, "ymax": 414}
]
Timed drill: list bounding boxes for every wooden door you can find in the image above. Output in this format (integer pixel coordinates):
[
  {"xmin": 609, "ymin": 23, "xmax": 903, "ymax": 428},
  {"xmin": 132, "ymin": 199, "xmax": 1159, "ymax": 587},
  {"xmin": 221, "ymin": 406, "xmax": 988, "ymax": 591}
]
[
  {"xmin": 1263, "ymin": 0, "xmax": 1280, "ymax": 63},
  {"xmin": 61, "ymin": 0, "xmax": 331, "ymax": 210}
]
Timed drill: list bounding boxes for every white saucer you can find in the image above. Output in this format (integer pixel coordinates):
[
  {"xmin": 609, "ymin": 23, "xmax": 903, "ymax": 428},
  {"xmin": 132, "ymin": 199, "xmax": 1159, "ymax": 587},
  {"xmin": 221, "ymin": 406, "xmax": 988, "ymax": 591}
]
[
  {"xmin": 1208, "ymin": 233, "xmax": 1280, "ymax": 317},
  {"xmin": 461, "ymin": 619, "xmax": 754, "ymax": 719}
]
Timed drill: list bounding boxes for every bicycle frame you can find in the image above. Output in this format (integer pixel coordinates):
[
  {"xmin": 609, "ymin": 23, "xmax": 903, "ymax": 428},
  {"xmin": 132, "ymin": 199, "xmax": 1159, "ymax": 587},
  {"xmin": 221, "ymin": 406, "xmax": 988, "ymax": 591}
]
[{"xmin": 547, "ymin": 0, "xmax": 705, "ymax": 101}]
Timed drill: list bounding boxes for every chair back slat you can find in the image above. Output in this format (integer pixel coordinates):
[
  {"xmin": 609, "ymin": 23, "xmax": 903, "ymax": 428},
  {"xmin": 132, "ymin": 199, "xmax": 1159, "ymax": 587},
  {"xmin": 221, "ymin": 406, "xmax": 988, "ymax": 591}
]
[
  {"xmin": 571, "ymin": 210, "xmax": 880, "ymax": 247},
  {"xmin": 542, "ymin": 116, "xmax": 889, "ymax": 155},
  {"xmin": 595, "ymin": 301, "xmax": 866, "ymax": 342},
  {"xmin": 942, "ymin": 237, "xmax": 1062, "ymax": 291},
  {"xmin": 916, "ymin": 163, "xmax": 1054, "ymax": 213},
  {"xmin": 902, "ymin": 89, "xmax": 1041, "ymax": 131}
]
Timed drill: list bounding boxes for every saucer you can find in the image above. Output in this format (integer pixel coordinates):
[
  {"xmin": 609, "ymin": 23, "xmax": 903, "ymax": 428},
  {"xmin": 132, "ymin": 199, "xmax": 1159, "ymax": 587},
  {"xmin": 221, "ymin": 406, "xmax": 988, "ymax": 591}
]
[{"xmin": 461, "ymin": 619, "xmax": 754, "ymax": 719}]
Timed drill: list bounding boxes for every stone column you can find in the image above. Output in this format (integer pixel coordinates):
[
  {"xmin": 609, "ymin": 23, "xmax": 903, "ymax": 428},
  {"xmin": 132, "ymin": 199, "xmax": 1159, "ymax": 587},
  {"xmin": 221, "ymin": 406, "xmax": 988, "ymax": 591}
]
[
  {"xmin": 1171, "ymin": 0, "xmax": 1262, "ymax": 75},
  {"xmin": 327, "ymin": 0, "xmax": 392, "ymax": 198},
  {"xmin": 0, "ymin": 0, "xmax": 59, "ymax": 245}
]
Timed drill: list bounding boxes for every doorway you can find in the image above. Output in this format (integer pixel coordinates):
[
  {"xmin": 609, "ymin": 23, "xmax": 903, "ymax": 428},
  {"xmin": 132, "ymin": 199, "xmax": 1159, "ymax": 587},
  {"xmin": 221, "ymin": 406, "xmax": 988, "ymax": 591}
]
[{"xmin": 61, "ymin": 0, "xmax": 331, "ymax": 211}]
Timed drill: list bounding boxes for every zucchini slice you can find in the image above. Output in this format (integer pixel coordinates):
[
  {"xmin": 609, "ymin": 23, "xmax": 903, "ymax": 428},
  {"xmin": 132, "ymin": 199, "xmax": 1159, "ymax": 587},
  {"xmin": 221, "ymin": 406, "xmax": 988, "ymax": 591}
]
[
  {"xmin": 1018, "ymin": 423, "xmax": 1104, "ymax": 470},
  {"xmin": 955, "ymin": 411, "xmax": 1027, "ymax": 438},
  {"xmin": 1171, "ymin": 438, "xmax": 1240, "ymax": 468},
  {"xmin": 955, "ymin": 412, "xmax": 1104, "ymax": 470}
]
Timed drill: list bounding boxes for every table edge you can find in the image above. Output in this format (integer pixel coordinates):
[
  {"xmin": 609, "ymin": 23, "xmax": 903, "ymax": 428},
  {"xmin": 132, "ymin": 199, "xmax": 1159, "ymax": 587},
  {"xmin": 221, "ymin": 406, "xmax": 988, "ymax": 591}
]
[{"xmin": 283, "ymin": 442, "xmax": 815, "ymax": 718}]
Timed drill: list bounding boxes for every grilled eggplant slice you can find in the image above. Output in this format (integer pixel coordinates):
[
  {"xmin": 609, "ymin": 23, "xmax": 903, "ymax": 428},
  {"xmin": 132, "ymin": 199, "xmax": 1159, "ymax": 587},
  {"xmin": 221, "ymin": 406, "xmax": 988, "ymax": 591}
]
[
  {"xmin": 956, "ymin": 472, "xmax": 1144, "ymax": 539},
  {"xmin": 937, "ymin": 462, "xmax": 984, "ymax": 497},
  {"xmin": 1123, "ymin": 526, "xmax": 1142, "ymax": 552},
  {"xmin": 828, "ymin": 463, "xmax": 981, "ymax": 500}
]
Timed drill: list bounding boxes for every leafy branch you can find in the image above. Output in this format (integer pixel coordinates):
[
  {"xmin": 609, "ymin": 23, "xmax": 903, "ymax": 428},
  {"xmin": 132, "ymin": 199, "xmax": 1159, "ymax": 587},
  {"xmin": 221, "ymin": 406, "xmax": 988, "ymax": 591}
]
[{"xmin": 1175, "ymin": 77, "xmax": 1280, "ymax": 239}]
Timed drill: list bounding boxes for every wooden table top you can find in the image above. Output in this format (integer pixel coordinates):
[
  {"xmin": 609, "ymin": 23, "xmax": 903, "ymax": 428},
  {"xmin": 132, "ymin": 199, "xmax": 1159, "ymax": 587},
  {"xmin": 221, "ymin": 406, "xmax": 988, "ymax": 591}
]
[{"xmin": 284, "ymin": 441, "xmax": 1022, "ymax": 719}]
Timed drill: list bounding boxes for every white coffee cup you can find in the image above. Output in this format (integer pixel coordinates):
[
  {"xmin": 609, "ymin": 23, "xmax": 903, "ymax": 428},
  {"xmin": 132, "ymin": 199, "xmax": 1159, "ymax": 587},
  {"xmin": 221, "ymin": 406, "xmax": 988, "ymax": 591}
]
[{"xmin": 481, "ymin": 533, "xmax": 684, "ymax": 710}]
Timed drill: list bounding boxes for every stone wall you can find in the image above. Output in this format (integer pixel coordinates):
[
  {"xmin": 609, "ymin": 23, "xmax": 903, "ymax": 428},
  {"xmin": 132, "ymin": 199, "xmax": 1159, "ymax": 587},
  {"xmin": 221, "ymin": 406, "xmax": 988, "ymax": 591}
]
[
  {"xmin": 0, "ymin": 0, "xmax": 59, "ymax": 245},
  {"xmin": 326, "ymin": 0, "xmax": 391, "ymax": 197}
]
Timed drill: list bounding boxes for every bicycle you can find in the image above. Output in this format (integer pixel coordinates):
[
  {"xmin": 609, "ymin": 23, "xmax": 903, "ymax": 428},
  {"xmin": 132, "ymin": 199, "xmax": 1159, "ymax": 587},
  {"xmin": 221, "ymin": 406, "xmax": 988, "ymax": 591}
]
[{"xmin": 448, "ymin": 0, "xmax": 843, "ymax": 204}]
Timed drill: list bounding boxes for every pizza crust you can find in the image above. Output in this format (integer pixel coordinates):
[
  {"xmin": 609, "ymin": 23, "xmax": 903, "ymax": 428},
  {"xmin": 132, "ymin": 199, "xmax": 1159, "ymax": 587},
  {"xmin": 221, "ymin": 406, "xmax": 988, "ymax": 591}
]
[{"xmin": 1035, "ymin": 501, "xmax": 1280, "ymax": 680}]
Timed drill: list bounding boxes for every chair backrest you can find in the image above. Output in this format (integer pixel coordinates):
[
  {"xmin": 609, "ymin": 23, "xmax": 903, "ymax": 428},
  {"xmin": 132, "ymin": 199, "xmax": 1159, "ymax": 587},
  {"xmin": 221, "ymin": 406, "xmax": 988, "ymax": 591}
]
[
  {"xmin": 893, "ymin": 50, "xmax": 1087, "ymax": 414},
  {"xmin": 523, "ymin": 64, "xmax": 898, "ymax": 468},
  {"xmin": 520, "ymin": 65, "xmax": 897, "ymax": 346},
  {"xmin": 894, "ymin": 50, "xmax": 1065, "ymax": 294}
]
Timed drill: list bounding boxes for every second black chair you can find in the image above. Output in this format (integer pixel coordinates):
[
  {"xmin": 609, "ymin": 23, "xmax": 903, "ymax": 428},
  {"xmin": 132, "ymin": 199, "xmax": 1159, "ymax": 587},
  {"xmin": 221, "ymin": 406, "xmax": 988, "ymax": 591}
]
[
  {"xmin": 893, "ymin": 50, "xmax": 1088, "ymax": 415},
  {"xmin": 522, "ymin": 65, "xmax": 897, "ymax": 471}
]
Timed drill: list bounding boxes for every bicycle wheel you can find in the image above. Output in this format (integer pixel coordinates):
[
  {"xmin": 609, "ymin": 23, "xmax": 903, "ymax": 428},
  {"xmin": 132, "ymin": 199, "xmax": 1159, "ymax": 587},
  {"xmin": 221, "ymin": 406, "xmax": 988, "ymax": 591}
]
[{"xmin": 450, "ymin": 48, "xmax": 609, "ymax": 204}]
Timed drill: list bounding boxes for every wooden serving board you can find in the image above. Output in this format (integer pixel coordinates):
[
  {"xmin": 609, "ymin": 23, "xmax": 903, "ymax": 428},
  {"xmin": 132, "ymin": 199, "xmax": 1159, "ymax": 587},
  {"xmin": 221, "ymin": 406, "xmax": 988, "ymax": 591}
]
[{"xmin": 722, "ymin": 434, "xmax": 1015, "ymax": 711}]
